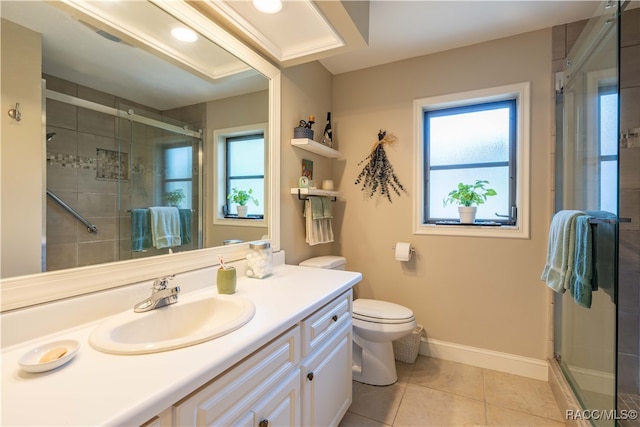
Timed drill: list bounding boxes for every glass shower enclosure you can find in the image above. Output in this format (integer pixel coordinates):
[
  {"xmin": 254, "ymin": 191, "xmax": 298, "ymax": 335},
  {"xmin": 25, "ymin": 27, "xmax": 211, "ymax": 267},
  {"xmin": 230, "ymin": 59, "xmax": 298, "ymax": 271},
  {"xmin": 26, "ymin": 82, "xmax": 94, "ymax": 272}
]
[{"xmin": 554, "ymin": 1, "xmax": 620, "ymax": 425}]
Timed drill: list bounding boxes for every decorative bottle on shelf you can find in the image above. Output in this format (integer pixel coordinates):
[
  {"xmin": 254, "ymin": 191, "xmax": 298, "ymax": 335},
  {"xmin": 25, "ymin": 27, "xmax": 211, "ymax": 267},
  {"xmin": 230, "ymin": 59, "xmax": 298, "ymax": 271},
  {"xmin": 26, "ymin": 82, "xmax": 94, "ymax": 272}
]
[{"xmin": 321, "ymin": 112, "xmax": 332, "ymax": 147}]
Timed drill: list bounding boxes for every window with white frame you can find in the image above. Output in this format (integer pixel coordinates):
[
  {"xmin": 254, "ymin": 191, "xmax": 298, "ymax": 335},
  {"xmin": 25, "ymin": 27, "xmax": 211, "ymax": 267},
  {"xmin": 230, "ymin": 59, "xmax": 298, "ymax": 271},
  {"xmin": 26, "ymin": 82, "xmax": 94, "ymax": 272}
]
[
  {"xmin": 213, "ymin": 123, "xmax": 267, "ymax": 224},
  {"xmin": 413, "ymin": 83, "xmax": 530, "ymax": 238},
  {"xmin": 225, "ymin": 133, "xmax": 265, "ymax": 218}
]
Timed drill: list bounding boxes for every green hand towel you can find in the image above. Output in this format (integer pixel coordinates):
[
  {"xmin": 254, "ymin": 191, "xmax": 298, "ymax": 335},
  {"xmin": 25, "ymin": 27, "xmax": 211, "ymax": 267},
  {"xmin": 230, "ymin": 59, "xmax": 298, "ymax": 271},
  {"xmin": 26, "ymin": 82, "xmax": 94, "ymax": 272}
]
[
  {"xmin": 321, "ymin": 196, "xmax": 333, "ymax": 219},
  {"xmin": 309, "ymin": 196, "xmax": 324, "ymax": 220}
]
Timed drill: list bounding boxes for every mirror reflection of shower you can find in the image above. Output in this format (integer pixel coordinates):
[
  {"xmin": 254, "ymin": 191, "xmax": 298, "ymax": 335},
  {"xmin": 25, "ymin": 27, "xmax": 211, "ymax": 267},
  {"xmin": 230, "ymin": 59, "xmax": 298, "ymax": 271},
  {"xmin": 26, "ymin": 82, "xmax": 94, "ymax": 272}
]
[{"xmin": 45, "ymin": 76, "xmax": 203, "ymax": 272}]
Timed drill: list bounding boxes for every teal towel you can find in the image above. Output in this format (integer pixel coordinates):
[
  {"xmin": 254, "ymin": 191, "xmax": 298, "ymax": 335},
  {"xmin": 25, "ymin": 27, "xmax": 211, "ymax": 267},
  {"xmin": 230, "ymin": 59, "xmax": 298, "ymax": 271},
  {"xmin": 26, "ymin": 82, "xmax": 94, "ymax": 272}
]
[
  {"xmin": 586, "ymin": 210, "xmax": 616, "ymax": 303},
  {"xmin": 541, "ymin": 210, "xmax": 585, "ymax": 293},
  {"xmin": 568, "ymin": 215, "xmax": 593, "ymax": 308},
  {"xmin": 131, "ymin": 209, "xmax": 151, "ymax": 252},
  {"xmin": 178, "ymin": 209, "xmax": 192, "ymax": 245},
  {"xmin": 149, "ymin": 207, "xmax": 181, "ymax": 249}
]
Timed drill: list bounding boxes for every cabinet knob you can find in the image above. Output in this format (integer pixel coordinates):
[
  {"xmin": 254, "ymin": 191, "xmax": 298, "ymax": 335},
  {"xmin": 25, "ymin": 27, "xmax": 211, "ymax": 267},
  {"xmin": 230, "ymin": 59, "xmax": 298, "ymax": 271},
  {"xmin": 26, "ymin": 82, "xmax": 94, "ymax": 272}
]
[
  {"xmin": 259, "ymin": 420, "xmax": 269, "ymax": 427},
  {"xmin": 307, "ymin": 372, "xmax": 314, "ymax": 381},
  {"xmin": 332, "ymin": 314, "xmax": 338, "ymax": 322}
]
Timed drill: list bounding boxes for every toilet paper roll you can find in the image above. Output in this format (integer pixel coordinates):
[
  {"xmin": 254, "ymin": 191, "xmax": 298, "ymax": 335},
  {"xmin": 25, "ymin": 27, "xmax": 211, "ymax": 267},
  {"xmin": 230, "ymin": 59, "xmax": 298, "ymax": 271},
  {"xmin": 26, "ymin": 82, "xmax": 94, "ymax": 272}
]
[{"xmin": 395, "ymin": 242, "xmax": 412, "ymax": 261}]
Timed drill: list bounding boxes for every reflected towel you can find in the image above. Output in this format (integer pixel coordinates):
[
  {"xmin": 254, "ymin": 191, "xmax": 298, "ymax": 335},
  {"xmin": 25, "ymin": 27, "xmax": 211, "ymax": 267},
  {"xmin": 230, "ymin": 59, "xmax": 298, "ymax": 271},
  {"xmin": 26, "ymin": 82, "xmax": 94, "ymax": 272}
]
[
  {"xmin": 568, "ymin": 215, "xmax": 593, "ymax": 308},
  {"xmin": 304, "ymin": 199, "xmax": 333, "ymax": 245},
  {"xmin": 131, "ymin": 208, "xmax": 152, "ymax": 252},
  {"xmin": 586, "ymin": 210, "xmax": 616, "ymax": 303},
  {"xmin": 541, "ymin": 210, "xmax": 585, "ymax": 293},
  {"xmin": 149, "ymin": 207, "xmax": 181, "ymax": 249},
  {"xmin": 178, "ymin": 209, "xmax": 192, "ymax": 245}
]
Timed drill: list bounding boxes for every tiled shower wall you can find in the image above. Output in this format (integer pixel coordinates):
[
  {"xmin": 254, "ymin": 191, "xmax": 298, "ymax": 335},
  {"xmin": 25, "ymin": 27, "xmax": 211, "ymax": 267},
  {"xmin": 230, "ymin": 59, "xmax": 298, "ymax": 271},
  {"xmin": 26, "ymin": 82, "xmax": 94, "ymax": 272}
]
[
  {"xmin": 44, "ymin": 74, "xmax": 204, "ymax": 271},
  {"xmin": 618, "ymin": 4, "xmax": 640, "ymax": 396}
]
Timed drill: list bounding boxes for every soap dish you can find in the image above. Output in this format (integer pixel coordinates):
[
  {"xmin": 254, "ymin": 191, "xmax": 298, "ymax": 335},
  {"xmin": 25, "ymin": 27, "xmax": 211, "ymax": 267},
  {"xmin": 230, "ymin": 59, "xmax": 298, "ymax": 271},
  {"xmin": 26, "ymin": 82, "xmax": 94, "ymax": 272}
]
[{"xmin": 18, "ymin": 339, "xmax": 80, "ymax": 373}]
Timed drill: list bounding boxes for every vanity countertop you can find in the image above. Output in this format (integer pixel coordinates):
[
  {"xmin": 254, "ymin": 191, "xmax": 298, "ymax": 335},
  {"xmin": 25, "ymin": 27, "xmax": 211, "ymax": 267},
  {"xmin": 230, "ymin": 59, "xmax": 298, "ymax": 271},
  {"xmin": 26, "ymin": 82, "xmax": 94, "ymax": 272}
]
[{"xmin": 1, "ymin": 265, "xmax": 361, "ymax": 426}]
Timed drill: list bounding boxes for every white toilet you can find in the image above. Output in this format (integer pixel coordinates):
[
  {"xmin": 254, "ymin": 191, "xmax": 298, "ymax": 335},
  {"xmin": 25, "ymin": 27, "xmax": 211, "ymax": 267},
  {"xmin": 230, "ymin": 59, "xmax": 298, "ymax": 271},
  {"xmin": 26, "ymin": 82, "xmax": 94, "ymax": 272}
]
[{"xmin": 299, "ymin": 256, "xmax": 417, "ymax": 386}]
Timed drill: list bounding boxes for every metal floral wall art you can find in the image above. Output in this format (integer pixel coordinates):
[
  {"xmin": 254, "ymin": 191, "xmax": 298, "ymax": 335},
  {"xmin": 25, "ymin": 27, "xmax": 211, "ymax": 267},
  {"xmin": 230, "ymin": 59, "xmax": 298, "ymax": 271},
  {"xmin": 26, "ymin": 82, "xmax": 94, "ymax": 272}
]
[{"xmin": 354, "ymin": 130, "xmax": 407, "ymax": 203}]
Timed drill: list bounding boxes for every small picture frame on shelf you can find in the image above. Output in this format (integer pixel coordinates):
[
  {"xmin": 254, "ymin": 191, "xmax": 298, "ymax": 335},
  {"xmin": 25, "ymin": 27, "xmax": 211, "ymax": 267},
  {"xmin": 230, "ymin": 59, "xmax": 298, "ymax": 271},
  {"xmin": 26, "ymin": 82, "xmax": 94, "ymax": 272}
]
[{"xmin": 302, "ymin": 159, "xmax": 313, "ymax": 180}]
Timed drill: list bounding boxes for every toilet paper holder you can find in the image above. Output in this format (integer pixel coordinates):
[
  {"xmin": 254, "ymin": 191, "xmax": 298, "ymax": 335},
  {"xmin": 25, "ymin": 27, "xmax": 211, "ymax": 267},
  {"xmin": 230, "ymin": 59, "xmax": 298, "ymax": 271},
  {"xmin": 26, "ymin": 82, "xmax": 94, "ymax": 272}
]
[{"xmin": 391, "ymin": 244, "xmax": 416, "ymax": 254}]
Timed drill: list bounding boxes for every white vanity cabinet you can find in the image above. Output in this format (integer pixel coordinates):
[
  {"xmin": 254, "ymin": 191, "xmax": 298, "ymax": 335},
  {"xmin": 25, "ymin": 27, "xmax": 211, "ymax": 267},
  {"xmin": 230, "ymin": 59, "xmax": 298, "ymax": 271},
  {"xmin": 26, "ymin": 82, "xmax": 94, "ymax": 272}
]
[
  {"xmin": 301, "ymin": 290, "xmax": 353, "ymax": 427},
  {"xmin": 170, "ymin": 289, "xmax": 353, "ymax": 427},
  {"xmin": 173, "ymin": 326, "xmax": 301, "ymax": 426}
]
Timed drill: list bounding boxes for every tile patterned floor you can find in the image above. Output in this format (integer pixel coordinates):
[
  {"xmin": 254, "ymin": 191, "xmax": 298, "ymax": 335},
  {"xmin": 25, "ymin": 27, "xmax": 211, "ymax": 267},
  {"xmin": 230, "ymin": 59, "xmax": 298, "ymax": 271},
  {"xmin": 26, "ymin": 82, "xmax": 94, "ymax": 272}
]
[
  {"xmin": 619, "ymin": 393, "xmax": 640, "ymax": 427},
  {"xmin": 339, "ymin": 355, "xmax": 566, "ymax": 427}
]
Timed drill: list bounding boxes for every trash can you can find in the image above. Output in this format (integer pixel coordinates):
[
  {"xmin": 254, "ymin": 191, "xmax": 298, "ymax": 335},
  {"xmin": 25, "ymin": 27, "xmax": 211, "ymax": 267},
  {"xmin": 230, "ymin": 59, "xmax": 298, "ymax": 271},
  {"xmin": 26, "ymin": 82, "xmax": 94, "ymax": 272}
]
[{"xmin": 392, "ymin": 324, "xmax": 423, "ymax": 364}]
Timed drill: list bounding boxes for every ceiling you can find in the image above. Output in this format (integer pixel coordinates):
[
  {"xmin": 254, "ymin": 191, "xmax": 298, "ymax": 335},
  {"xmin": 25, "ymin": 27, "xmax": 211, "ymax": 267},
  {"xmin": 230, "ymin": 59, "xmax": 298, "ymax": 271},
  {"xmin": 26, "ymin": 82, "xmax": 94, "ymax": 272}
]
[
  {"xmin": 319, "ymin": 1, "xmax": 601, "ymax": 75},
  {"xmin": 0, "ymin": 1, "xmax": 605, "ymax": 110},
  {"xmin": 208, "ymin": 0, "xmax": 603, "ymax": 75}
]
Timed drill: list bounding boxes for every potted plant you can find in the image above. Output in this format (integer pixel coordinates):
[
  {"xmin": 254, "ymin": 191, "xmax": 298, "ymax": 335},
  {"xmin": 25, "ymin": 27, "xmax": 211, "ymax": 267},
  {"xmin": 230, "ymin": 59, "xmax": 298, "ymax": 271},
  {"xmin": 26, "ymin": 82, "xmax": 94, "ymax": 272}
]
[
  {"xmin": 163, "ymin": 189, "xmax": 185, "ymax": 207},
  {"xmin": 443, "ymin": 180, "xmax": 497, "ymax": 223},
  {"xmin": 227, "ymin": 188, "xmax": 258, "ymax": 218}
]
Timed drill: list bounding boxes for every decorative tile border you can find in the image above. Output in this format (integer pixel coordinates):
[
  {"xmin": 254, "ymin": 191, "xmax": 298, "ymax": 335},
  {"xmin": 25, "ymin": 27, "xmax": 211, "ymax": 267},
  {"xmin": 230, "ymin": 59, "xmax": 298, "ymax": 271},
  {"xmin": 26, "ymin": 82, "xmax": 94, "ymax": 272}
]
[{"xmin": 47, "ymin": 149, "xmax": 130, "ymax": 181}]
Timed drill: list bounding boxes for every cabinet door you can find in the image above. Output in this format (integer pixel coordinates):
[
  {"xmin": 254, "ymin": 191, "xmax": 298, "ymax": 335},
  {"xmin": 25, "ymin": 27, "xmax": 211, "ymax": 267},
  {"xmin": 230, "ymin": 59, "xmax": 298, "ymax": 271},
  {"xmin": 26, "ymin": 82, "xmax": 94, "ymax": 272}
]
[
  {"xmin": 301, "ymin": 322, "xmax": 352, "ymax": 427},
  {"xmin": 173, "ymin": 327, "xmax": 299, "ymax": 426},
  {"xmin": 253, "ymin": 369, "xmax": 301, "ymax": 427}
]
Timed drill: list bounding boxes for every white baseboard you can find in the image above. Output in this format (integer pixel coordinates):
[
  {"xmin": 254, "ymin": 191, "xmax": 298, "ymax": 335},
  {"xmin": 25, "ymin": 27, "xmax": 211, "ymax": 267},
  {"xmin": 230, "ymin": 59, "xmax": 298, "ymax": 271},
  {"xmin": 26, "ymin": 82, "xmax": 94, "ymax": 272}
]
[{"xmin": 420, "ymin": 338, "xmax": 549, "ymax": 381}]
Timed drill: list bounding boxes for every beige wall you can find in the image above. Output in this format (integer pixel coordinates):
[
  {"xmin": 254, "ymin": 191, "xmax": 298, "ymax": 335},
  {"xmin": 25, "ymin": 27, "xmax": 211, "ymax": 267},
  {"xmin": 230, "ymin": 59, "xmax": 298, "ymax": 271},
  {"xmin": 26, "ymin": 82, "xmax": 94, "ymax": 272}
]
[
  {"xmin": 330, "ymin": 29, "xmax": 554, "ymax": 360},
  {"xmin": 1, "ymin": 19, "xmax": 44, "ymax": 277},
  {"xmin": 280, "ymin": 62, "xmax": 338, "ymax": 264}
]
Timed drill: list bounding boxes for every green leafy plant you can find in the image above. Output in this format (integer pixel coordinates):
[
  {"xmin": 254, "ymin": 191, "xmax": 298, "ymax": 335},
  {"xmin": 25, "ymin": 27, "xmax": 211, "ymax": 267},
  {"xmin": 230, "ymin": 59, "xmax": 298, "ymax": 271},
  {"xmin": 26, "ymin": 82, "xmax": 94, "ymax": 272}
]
[
  {"xmin": 163, "ymin": 189, "xmax": 185, "ymax": 206},
  {"xmin": 443, "ymin": 180, "xmax": 497, "ymax": 207},
  {"xmin": 227, "ymin": 188, "xmax": 259, "ymax": 206}
]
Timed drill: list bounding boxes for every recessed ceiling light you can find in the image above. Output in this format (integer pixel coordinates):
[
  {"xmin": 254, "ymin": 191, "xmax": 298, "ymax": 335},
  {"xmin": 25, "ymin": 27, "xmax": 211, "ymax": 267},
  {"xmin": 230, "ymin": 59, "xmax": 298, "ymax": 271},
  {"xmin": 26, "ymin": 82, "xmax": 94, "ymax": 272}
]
[
  {"xmin": 171, "ymin": 27, "xmax": 198, "ymax": 43},
  {"xmin": 253, "ymin": 0, "xmax": 282, "ymax": 14}
]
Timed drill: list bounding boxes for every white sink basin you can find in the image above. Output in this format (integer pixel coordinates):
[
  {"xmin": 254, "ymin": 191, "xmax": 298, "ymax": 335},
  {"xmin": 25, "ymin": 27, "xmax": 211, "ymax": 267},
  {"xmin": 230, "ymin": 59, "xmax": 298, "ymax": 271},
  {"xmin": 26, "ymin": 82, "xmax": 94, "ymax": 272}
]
[{"xmin": 90, "ymin": 293, "xmax": 256, "ymax": 355}]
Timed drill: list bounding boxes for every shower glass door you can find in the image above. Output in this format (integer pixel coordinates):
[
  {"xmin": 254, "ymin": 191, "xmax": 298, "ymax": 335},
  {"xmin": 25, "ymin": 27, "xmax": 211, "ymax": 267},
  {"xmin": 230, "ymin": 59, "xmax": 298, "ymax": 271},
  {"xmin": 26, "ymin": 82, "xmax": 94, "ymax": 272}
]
[
  {"xmin": 554, "ymin": 2, "xmax": 619, "ymax": 425},
  {"xmin": 116, "ymin": 104, "xmax": 203, "ymax": 261}
]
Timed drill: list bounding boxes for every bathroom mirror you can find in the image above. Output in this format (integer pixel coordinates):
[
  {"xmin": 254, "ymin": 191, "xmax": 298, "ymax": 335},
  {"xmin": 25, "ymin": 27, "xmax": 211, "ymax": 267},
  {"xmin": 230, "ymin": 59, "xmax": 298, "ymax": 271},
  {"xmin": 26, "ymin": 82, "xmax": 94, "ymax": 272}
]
[{"xmin": 0, "ymin": 0, "xmax": 281, "ymax": 311}]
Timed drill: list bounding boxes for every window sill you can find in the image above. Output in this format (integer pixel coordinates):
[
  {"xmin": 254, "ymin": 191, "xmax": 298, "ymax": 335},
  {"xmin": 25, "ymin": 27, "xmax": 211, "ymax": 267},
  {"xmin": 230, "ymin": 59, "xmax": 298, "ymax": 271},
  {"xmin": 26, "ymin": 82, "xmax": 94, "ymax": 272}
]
[
  {"xmin": 214, "ymin": 216, "xmax": 267, "ymax": 228},
  {"xmin": 415, "ymin": 223, "xmax": 528, "ymax": 239}
]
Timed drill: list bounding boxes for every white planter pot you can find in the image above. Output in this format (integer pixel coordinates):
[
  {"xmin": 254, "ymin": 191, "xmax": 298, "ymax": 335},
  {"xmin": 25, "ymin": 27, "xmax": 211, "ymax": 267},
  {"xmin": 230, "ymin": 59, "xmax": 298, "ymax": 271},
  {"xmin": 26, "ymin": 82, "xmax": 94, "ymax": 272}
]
[
  {"xmin": 236, "ymin": 205, "xmax": 248, "ymax": 218},
  {"xmin": 458, "ymin": 206, "xmax": 477, "ymax": 224}
]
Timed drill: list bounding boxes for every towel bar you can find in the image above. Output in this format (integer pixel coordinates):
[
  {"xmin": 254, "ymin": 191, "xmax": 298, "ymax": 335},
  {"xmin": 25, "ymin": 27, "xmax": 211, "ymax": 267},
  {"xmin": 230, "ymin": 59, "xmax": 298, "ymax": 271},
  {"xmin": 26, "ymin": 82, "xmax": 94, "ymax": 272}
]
[
  {"xmin": 127, "ymin": 208, "xmax": 195, "ymax": 213},
  {"xmin": 296, "ymin": 189, "xmax": 337, "ymax": 202},
  {"xmin": 588, "ymin": 217, "xmax": 631, "ymax": 224}
]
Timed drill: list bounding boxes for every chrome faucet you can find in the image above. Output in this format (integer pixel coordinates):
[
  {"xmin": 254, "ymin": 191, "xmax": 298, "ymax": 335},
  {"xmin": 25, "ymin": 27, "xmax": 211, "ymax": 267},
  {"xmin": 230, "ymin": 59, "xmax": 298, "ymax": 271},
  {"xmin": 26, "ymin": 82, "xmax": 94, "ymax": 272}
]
[{"xmin": 134, "ymin": 275, "xmax": 181, "ymax": 313}]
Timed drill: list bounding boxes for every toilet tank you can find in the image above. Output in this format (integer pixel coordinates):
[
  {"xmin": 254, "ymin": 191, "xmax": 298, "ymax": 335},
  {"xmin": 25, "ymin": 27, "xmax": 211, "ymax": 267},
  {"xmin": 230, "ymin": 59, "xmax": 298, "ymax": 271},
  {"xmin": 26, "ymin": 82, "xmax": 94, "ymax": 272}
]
[{"xmin": 299, "ymin": 256, "xmax": 346, "ymax": 270}]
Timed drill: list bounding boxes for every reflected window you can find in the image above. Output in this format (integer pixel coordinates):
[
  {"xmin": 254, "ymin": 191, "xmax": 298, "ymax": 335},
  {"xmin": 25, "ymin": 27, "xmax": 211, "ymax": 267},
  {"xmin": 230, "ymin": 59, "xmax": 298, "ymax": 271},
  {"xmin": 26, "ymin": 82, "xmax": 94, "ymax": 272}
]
[
  {"xmin": 163, "ymin": 144, "xmax": 193, "ymax": 209},
  {"xmin": 598, "ymin": 85, "xmax": 618, "ymax": 214},
  {"xmin": 424, "ymin": 99, "xmax": 517, "ymax": 224},
  {"xmin": 225, "ymin": 134, "xmax": 265, "ymax": 218}
]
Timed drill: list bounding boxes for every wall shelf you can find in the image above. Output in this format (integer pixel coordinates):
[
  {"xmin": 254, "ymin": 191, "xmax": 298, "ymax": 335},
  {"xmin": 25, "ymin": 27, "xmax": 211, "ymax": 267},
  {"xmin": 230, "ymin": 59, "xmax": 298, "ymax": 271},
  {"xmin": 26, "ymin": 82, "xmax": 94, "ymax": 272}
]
[
  {"xmin": 291, "ymin": 138, "xmax": 341, "ymax": 159},
  {"xmin": 290, "ymin": 188, "xmax": 340, "ymax": 201}
]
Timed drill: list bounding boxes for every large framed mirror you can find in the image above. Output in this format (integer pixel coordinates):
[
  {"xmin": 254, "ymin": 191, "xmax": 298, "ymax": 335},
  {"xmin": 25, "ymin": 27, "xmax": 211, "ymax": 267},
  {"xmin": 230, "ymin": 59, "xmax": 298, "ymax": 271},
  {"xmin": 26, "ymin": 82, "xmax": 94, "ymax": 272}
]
[{"xmin": 0, "ymin": 0, "xmax": 281, "ymax": 311}]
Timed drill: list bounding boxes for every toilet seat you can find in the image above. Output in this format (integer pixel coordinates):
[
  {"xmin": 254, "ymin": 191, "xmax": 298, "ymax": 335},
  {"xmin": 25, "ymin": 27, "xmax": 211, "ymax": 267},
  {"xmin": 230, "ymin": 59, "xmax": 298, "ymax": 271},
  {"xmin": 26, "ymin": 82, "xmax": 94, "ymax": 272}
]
[{"xmin": 353, "ymin": 299, "xmax": 415, "ymax": 324}]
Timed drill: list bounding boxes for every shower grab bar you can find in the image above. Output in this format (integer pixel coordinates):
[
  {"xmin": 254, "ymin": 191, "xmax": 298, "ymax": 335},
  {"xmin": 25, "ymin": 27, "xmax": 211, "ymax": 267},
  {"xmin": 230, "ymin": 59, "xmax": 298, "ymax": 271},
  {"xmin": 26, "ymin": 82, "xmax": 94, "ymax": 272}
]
[{"xmin": 46, "ymin": 190, "xmax": 98, "ymax": 233}]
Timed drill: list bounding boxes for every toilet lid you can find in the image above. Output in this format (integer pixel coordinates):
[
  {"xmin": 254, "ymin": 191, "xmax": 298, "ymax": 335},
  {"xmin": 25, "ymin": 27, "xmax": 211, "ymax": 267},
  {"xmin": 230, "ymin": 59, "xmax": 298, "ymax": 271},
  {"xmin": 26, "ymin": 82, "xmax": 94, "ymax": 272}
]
[{"xmin": 353, "ymin": 299, "xmax": 415, "ymax": 324}]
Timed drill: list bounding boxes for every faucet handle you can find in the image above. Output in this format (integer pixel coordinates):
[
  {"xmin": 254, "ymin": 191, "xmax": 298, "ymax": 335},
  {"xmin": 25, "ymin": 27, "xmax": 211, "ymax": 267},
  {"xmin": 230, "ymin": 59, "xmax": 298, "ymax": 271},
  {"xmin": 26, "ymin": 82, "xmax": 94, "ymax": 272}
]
[{"xmin": 152, "ymin": 274, "xmax": 175, "ymax": 291}]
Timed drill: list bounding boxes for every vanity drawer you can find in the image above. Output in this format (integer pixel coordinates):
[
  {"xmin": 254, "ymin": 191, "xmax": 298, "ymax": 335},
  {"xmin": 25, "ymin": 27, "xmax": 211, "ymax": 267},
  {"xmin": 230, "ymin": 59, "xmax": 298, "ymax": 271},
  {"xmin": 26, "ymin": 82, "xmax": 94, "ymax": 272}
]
[
  {"xmin": 173, "ymin": 325, "xmax": 300, "ymax": 426},
  {"xmin": 301, "ymin": 289, "xmax": 352, "ymax": 357}
]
